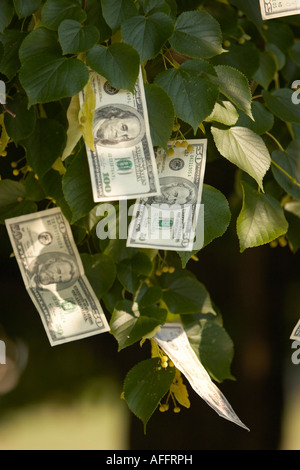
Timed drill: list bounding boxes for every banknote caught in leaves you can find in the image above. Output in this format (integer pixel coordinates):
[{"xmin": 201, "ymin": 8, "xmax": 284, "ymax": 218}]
[
  {"xmin": 80, "ymin": 70, "xmax": 160, "ymax": 202},
  {"xmin": 127, "ymin": 140, "xmax": 207, "ymax": 251},
  {"xmin": 154, "ymin": 323, "xmax": 250, "ymax": 431},
  {"xmin": 5, "ymin": 208, "xmax": 110, "ymax": 346},
  {"xmin": 259, "ymin": 0, "xmax": 300, "ymax": 20}
]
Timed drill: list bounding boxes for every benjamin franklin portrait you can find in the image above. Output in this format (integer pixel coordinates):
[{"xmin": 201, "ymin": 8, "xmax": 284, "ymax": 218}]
[{"xmin": 93, "ymin": 104, "xmax": 145, "ymax": 148}]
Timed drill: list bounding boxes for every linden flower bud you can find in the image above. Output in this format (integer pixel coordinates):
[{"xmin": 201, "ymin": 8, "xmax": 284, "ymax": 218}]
[
  {"xmin": 12, "ymin": 169, "xmax": 19, "ymax": 176},
  {"xmin": 175, "ymin": 141, "xmax": 181, "ymax": 147},
  {"xmin": 159, "ymin": 403, "xmax": 169, "ymax": 412},
  {"xmin": 11, "ymin": 161, "xmax": 18, "ymax": 168},
  {"xmin": 181, "ymin": 141, "xmax": 188, "ymax": 148},
  {"xmin": 173, "ymin": 406, "xmax": 181, "ymax": 413},
  {"xmin": 223, "ymin": 40, "xmax": 231, "ymax": 48},
  {"xmin": 155, "ymin": 269, "xmax": 162, "ymax": 276},
  {"xmin": 168, "ymin": 266, "xmax": 175, "ymax": 274},
  {"xmin": 187, "ymin": 145, "xmax": 194, "ymax": 152},
  {"xmin": 172, "ymin": 123, "xmax": 180, "ymax": 132},
  {"xmin": 168, "ymin": 148, "xmax": 175, "ymax": 156},
  {"xmin": 162, "ymin": 266, "xmax": 169, "ymax": 273}
]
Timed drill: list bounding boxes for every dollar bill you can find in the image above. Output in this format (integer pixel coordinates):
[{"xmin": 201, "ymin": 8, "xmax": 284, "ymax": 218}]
[
  {"xmin": 259, "ymin": 0, "xmax": 300, "ymax": 20},
  {"xmin": 5, "ymin": 208, "xmax": 110, "ymax": 346},
  {"xmin": 80, "ymin": 70, "xmax": 160, "ymax": 202},
  {"xmin": 127, "ymin": 140, "xmax": 206, "ymax": 251},
  {"xmin": 154, "ymin": 323, "xmax": 249, "ymax": 431},
  {"xmin": 290, "ymin": 319, "xmax": 300, "ymax": 340}
]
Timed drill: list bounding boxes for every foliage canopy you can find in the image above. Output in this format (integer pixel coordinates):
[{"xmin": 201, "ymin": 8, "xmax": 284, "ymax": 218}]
[{"xmin": 1, "ymin": 0, "xmax": 300, "ymax": 430}]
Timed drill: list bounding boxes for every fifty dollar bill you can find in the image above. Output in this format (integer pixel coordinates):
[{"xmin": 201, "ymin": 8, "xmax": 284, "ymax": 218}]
[
  {"xmin": 81, "ymin": 70, "xmax": 160, "ymax": 202},
  {"xmin": 259, "ymin": 0, "xmax": 300, "ymax": 20},
  {"xmin": 5, "ymin": 208, "xmax": 110, "ymax": 346},
  {"xmin": 127, "ymin": 140, "xmax": 207, "ymax": 251}
]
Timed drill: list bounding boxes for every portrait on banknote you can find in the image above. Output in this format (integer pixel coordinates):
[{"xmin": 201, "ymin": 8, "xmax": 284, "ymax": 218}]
[
  {"xmin": 26, "ymin": 252, "xmax": 79, "ymax": 290},
  {"xmin": 93, "ymin": 104, "xmax": 146, "ymax": 148}
]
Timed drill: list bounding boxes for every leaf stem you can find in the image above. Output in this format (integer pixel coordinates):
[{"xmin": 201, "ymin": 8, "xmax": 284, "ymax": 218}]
[
  {"xmin": 271, "ymin": 159, "xmax": 300, "ymax": 188},
  {"xmin": 265, "ymin": 131, "xmax": 284, "ymax": 151}
]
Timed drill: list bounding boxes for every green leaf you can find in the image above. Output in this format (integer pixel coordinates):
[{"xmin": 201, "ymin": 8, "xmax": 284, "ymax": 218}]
[
  {"xmin": 253, "ymin": 51, "xmax": 277, "ymax": 90},
  {"xmin": 284, "ymin": 201, "xmax": 300, "ymax": 253},
  {"xmin": 210, "ymin": 65, "xmax": 253, "ymax": 120},
  {"xmin": 155, "ymin": 59, "xmax": 219, "ymax": 132},
  {"xmin": 40, "ymin": 169, "xmax": 72, "ymax": 221},
  {"xmin": 85, "ymin": 0, "xmax": 111, "ymax": 43},
  {"xmin": 0, "ymin": 179, "xmax": 38, "ymax": 224},
  {"xmin": 19, "ymin": 28, "xmax": 62, "ymax": 64},
  {"xmin": 289, "ymin": 40, "xmax": 300, "ymax": 66},
  {"xmin": 86, "ymin": 43, "xmax": 140, "ymax": 93},
  {"xmin": 271, "ymin": 140, "xmax": 300, "ymax": 199},
  {"xmin": 0, "ymin": 200, "xmax": 37, "ymax": 224},
  {"xmin": 135, "ymin": 283, "xmax": 162, "ymax": 308},
  {"xmin": 212, "ymin": 42, "xmax": 260, "ymax": 79},
  {"xmin": 19, "ymin": 53, "xmax": 89, "ymax": 107},
  {"xmin": 80, "ymin": 253, "xmax": 116, "ymax": 299},
  {"xmin": 58, "ymin": 19, "xmax": 99, "ymax": 54},
  {"xmin": 23, "ymin": 118, "xmax": 66, "ymax": 179},
  {"xmin": 186, "ymin": 320, "xmax": 235, "ymax": 382},
  {"xmin": 4, "ymin": 93, "xmax": 36, "ymax": 144},
  {"xmin": 261, "ymin": 21, "xmax": 294, "ymax": 54},
  {"xmin": 103, "ymin": 238, "xmax": 139, "ymax": 262},
  {"xmin": 142, "ymin": 0, "xmax": 171, "ymax": 15},
  {"xmin": 205, "ymin": 100, "xmax": 239, "ymax": 127},
  {"xmin": 228, "ymin": 0, "xmax": 263, "ymax": 26},
  {"xmin": 177, "ymin": 184, "xmax": 231, "ymax": 267},
  {"xmin": 0, "ymin": 180, "xmax": 26, "ymax": 208},
  {"xmin": 123, "ymin": 357, "xmax": 176, "ymax": 431},
  {"xmin": 159, "ymin": 270, "xmax": 216, "ymax": 315},
  {"xmin": 0, "ymin": 0, "xmax": 15, "ymax": 33},
  {"xmin": 262, "ymin": 88, "xmax": 300, "ymax": 124},
  {"xmin": 13, "ymin": 0, "xmax": 42, "ymax": 18},
  {"xmin": 101, "ymin": 0, "xmax": 137, "ymax": 31},
  {"xmin": 236, "ymin": 101, "xmax": 274, "ymax": 136},
  {"xmin": 211, "ymin": 126, "xmax": 271, "ymax": 191},
  {"xmin": 110, "ymin": 299, "xmax": 167, "ymax": 350},
  {"xmin": 169, "ymin": 10, "xmax": 224, "ymax": 59},
  {"xmin": 117, "ymin": 252, "xmax": 153, "ymax": 293},
  {"xmin": 24, "ymin": 172, "xmax": 46, "ymax": 201},
  {"xmin": 121, "ymin": 12, "xmax": 174, "ymax": 62},
  {"xmin": 0, "ymin": 30, "xmax": 26, "ymax": 80},
  {"xmin": 41, "ymin": 0, "xmax": 86, "ymax": 30},
  {"xmin": 62, "ymin": 146, "xmax": 95, "ymax": 223},
  {"xmin": 237, "ymin": 180, "xmax": 288, "ymax": 252},
  {"xmin": 144, "ymin": 83, "xmax": 174, "ymax": 150}
]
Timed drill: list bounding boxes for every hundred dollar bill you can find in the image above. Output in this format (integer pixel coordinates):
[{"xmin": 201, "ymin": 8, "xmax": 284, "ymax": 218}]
[
  {"xmin": 80, "ymin": 70, "xmax": 160, "ymax": 202},
  {"xmin": 259, "ymin": 0, "xmax": 300, "ymax": 20},
  {"xmin": 290, "ymin": 319, "xmax": 300, "ymax": 340},
  {"xmin": 5, "ymin": 208, "xmax": 110, "ymax": 346},
  {"xmin": 154, "ymin": 323, "xmax": 249, "ymax": 431},
  {"xmin": 127, "ymin": 140, "xmax": 206, "ymax": 251}
]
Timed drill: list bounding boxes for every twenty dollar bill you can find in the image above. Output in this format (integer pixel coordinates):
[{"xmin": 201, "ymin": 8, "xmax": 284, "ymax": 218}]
[
  {"xmin": 259, "ymin": 0, "xmax": 300, "ymax": 20},
  {"xmin": 127, "ymin": 140, "xmax": 207, "ymax": 251},
  {"xmin": 81, "ymin": 70, "xmax": 160, "ymax": 202},
  {"xmin": 5, "ymin": 208, "xmax": 110, "ymax": 346}
]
